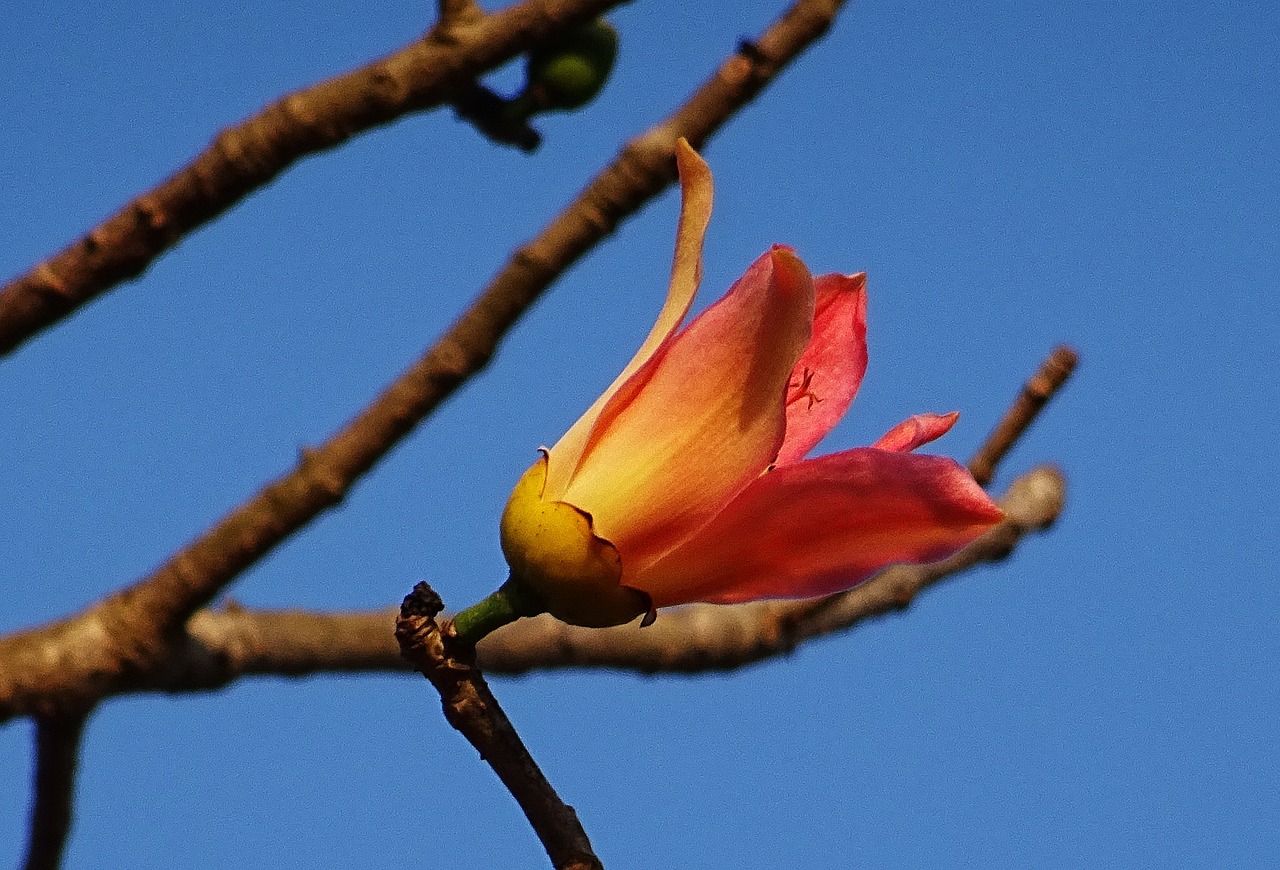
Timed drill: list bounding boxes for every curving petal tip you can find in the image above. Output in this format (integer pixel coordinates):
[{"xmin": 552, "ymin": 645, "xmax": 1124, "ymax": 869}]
[
  {"xmin": 873, "ymin": 412, "xmax": 960, "ymax": 453},
  {"xmin": 563, "ymin": 247, "xmax": 814, "ymax": 573},
  {"xmin": 545, "ymin": 137, "xmax": 713, "ymax": 497}
]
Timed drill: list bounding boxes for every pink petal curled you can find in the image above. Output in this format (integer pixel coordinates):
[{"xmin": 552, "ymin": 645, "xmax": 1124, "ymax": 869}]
[
  {"xmin": 546, "ymin": 139, "xmax": 713, "ymax": 498},
  {"xmin": 631, "ymin": 447, "xmax": 1005, "ymax": 607},
  {"xmin": 872, "ymin": 412, "xmax": 959, "ymax": 453},
  {"xmin": 564, "ymin": 248, "xmax": 815, "ymax": 574},
  {"xmin": 775, "ymin": 272, "xmax": 868, "ymax": 466}
]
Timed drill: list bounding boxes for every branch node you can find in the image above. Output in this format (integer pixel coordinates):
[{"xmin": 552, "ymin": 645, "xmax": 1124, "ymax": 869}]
[
  {"xmin": 736, "ymin": 38, "xmax": 770, "ymax": 64},
  {"xmin": 298, "ymin": 446, "xmax": 349, "ymax": 503},
  {"xmin": 400, "ymin": 580, "xmax": 445, "ymax": 622},
  {"xmin": 29, "ymin": 263, "xmax": 72, "ymax": 302},
  {"xmin": 889, "ymin": 582, "xmax": 916, "ymax": 610},
  {"xmin": 132, "ymin": 197, "xmax": 167, "ymax": 238},
  {"xmin": 395, "ymin": 582, "xmax": 472, "ymax": 689},
  {"xmin": 434, "ymin": 0, "xmax": 484, "ymax": 43}
]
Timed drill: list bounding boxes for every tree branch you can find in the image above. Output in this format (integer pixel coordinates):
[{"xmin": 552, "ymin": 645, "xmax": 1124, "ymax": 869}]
[
  {"xmin": 0, "ymin": 0, "xmax": 623, "ymax": 357},
  {"xmin": 396, "ymin": 583, "xmax": 602, "ymax": 870},
  {"xmin": 21, "ymin": 712, "xmax": 89, "ymax": 870},
  {"xmin": 969, "ymin": 345, "xmax": 1078, "ymax": 487},
  {"xmin": 0, "ymin": 0, "xmax": 854, "ymax": 722}
]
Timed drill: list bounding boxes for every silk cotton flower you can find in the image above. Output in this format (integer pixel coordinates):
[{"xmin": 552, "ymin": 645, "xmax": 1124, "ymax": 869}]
[{"xmin": 499, "ymin": 140, "xmax": 1003, "ymax": 628}]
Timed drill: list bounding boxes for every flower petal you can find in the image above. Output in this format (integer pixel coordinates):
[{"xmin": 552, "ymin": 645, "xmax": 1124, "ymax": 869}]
[
  {"xmin": 633, "ymin": 447, "xmax": 1004, "ymax": 606},
  {"xmin": 872, "ymin": 412, "xmax": 959, "ymax": 453},
  {"xmin": 546, "ymin": 138, "xmax": 714, "ymax": 498},
  {"xmin": 775, "ymin": 272, "xmax": 868, "ymax": 465},
  {"xmin": 564, "ymin": 247, "xmax": 815, "ymax": 572}
]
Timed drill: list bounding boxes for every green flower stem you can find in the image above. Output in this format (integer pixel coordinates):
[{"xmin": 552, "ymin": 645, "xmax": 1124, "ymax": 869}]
[{"xmin": 451, "ymin": 577, "xmax": 545, "ymax": 645}]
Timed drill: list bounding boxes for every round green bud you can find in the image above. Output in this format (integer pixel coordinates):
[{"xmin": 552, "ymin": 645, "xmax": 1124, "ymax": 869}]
[{"xmin": 525, "ymin": 19, "xmax": 619, "ymax": 112}]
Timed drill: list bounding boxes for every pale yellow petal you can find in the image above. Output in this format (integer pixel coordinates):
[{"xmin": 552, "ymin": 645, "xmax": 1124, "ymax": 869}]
[{"xmin": 545, "ymin": 139, "xmax": 713, "ymax": 498}]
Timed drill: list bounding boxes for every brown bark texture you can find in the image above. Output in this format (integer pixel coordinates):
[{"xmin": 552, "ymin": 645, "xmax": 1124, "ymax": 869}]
[{"xmin": 397, "ymin": 583, "xmax": 604, "ymax": 870}]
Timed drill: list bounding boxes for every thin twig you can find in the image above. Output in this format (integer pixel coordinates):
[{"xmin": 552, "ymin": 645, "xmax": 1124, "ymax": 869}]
[
  {"xmin": 0, "ymin": 0, "xmax": 623, "ymax": 357},
  {"xmin": 396, "ymin": 583, "xmax": 602, "ymax": 870},
  {"xmin": 969, "ymin": 345, "xmax": 1078, "ymax": 486},
  {"xmin": 22, "ymin": 712, "xmax": 89, "ymax": 870}
]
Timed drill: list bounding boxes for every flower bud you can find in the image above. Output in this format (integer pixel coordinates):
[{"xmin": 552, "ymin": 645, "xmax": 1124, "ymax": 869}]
[{"xmin": 524, "ymin": 19, "xmax": 619, "ymax": 112}]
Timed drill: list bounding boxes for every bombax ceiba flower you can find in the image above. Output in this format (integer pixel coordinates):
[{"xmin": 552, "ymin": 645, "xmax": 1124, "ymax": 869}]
[{"xmin": 499, "ymin": 140, "xmax": 1003, "ymax": 628}]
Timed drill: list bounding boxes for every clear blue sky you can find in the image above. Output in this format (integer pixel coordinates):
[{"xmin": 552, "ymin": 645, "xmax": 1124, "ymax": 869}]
[{"xmin": 3, "ymin": 1, "xmax": 1278, "ymax": 867}]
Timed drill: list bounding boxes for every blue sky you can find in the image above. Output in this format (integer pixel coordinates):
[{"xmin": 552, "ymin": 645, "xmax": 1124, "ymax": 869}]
[{"xmin": 3, "ymin": 1, "xmax": 1278, "ymax": 867}]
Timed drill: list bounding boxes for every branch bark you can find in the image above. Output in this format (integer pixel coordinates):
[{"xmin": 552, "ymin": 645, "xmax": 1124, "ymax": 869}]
[
  {"xmin": 21, "ymin": 713, "xmax": 89, "ymax": 870},
  {"xmin": 396, "ymin": 584, "xmax": 603, "ymax": 870},
  {"xmin": 969, "ymin": 345, "xmax": 1078, "ymax": 487},
  {"xmin": 0, "ymin": 0, "xmax": 623, "ymax": 357}
]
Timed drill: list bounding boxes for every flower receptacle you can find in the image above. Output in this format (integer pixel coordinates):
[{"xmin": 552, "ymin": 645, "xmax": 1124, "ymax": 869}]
[{"xmin": 500, "ymin": 452, "xmax": 649, "ymax": 628}]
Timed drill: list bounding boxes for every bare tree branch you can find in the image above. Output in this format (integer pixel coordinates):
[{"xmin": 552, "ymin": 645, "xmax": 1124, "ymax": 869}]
[
  {"xmin": 397, "ymin": 584, "xmax": 602, "ymax": 870},
  {"xmin": 970, "ymin": 345, "xmax": 1078, "ymax": 487},
  {"xmin": 0, "ymin": 0, "xmax": 623, "ymax": 357},
  {"xmin": 0, "ymin": 0, "xmax": 853, "ymax": 723},
  {"xmin": 21, "ymin": 713, "xmax": 89, "ymax": 870}
]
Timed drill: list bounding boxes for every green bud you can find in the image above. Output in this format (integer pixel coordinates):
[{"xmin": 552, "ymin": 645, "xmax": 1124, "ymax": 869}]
[{"xmin": 524, "ymin": 19, "xmax": 619, "ymax": 112}]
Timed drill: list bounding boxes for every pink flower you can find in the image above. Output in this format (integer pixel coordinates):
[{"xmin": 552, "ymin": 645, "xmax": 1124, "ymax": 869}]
[{"xmin": 500, "ymin": 140, "xmax": 1003, "ymax": 627}]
